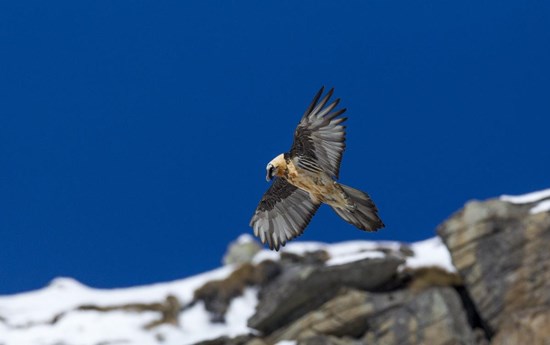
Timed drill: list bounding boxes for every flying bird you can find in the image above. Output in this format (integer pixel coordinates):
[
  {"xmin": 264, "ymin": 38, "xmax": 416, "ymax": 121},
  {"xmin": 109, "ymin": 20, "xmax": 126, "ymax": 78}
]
[{"xmin": 250, "ymin": 87, "xmax": 384, "ymax": 250}]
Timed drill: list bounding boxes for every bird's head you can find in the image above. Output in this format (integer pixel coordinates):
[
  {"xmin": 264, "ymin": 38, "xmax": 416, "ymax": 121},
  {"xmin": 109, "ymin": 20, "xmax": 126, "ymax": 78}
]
[{"xmin": 266, "ymin": 153, "xmax": 286, "ymax": 182}]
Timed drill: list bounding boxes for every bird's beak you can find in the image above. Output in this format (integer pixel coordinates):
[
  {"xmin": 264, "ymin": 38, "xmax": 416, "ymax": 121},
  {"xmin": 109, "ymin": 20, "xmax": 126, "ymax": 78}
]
[{"xmin": 266, "ymin": 165, "xmax": 274, "ymax": 182}]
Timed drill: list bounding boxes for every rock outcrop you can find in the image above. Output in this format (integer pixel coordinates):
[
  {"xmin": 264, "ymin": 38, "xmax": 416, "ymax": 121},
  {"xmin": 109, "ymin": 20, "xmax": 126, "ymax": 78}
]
[
  {"xmin": 223, "ymin": 234, "xmax": 262, "ymax": 266},
  {"xmin": 248, "ymin": 255, "xmax": 404, "ymax": 334},
  {"xmin": 438, "ymin": 197, "xmax": 550, "ymax": 345},
  {"xmin": 201, "ymin": 190, "xmax": 550, "ymax": 345},
  {"xmin": 196, "ymin": 247, "xmax": 469, "ymax": 345}
]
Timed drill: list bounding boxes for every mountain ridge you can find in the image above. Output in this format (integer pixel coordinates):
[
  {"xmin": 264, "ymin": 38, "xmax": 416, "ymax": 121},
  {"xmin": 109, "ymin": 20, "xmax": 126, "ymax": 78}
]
[{"xmin": 1, "ymin": 188, "xmax": 549, "ymax": 345}]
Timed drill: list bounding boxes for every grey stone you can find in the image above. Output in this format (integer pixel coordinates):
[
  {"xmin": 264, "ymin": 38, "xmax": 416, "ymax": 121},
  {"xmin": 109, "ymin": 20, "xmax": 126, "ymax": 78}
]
[
  {"xmin": 247, "ymin": 255, "xmax": 404, "ymax": 335},
  {"xmin": 438, "ymin": 197, "xmax": 550, "ymax": 344},
  {"xmin": 362, "ymin": 287, "xmax": 476, "ymax": 345},
  {"xmin": 223, "ymin": 236, "xmax": 262, "ymax": 266},
  {"xmin": 267, "ymin": 288, "xmax": 408, "ymax": 343},
  {"xmin": 263, "ymin": 286, "xmax": 475, "ymax": 345}
]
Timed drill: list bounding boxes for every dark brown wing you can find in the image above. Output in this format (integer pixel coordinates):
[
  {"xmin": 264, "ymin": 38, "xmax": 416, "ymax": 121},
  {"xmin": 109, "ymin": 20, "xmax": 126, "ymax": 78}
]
[
  {"xmin": 289, "ymin": 87, "xmax": 347, "ymax": 178},
  {"xmin": 250, "ymin": 178, "xmax": 320, "ymax": 251}
]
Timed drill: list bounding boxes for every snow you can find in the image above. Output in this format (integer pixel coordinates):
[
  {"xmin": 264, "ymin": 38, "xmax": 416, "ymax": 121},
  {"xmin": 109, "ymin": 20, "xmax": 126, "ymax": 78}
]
[
  {"xmin": 326, "ymin": 240, "xmax": 402, "ymax": 258},
  {"xmin": 530, "ymin": 199, "xmax": 550, "ymax": 214},
  {"xmin": 251, "ymin": 240, "xmax": 393, "ymax": 266},
  {"xmin": 252, "ymin": 236, "xmax": 455, "ymax": 273},
  {"xmin": 406, "ymin": 237, "xmax": 456, "ymax": 272},
  {"xmin": 0, "ymin": 288, "xmax": 258, "ymax": 345},
  {"xmin": 0, "ymin": 236, "xmax": 456, "ymax": 345},
  {"xmin": 284, "ymin": 240, "xmax": 402, "ymax": 258},
  {"xmin": 326, "ymin": 250, "xmax": 385, "ymax": 266},
  {"xmin": 500, "ymin": 188, "xmax": 550, "ymax": 216},
  {"xmin": 0, "ymin": 267, "xmax": 235, "ymax": 327},
  {"xmin": 236, "ymin": 233, "xmax": 255, "ymax": 244},
  {"xmin": 0, "ymin": 266, "xmax": 257, "ymax": 345},
  {"xmin": 178, "ymin": 288, "xmax": 258, "ymax": 344},
  {"xmin": 500, "ymin": 188, "xmax": 550, "ymax": 204},
  {"xmin": 252, "ymin": 248, "xmax": 280, "ymax": 264},
  {"xmin": 275, "ymin": 341, "xmax": 297, "ymax": 345}
]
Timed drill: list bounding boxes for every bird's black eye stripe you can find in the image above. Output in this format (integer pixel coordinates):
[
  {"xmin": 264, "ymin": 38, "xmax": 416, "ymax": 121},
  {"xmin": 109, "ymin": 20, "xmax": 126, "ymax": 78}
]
[{"xmin": 268, "ymin": 166, "xmax": 274, "ymax": 177}]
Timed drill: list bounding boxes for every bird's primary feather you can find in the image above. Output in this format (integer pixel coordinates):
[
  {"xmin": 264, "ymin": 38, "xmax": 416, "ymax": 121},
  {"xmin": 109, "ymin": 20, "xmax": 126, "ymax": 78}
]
[
  {"xmin": 249, "ymin": 178, "xmax": 320, "ymax": 251},
  {"xmin": 290, "ymin": 87, "xmax": 347, "ymax": 179}
]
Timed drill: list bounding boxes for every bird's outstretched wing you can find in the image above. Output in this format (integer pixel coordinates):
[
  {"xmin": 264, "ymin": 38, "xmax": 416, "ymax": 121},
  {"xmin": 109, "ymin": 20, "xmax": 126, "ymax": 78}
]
[
  {"xmin": 250, "ymin": 178, "xmax": 320, "ymax": 251},
  {"xmin": 289, "ymin": 87, "xmax": 347, "ymax": 178}
]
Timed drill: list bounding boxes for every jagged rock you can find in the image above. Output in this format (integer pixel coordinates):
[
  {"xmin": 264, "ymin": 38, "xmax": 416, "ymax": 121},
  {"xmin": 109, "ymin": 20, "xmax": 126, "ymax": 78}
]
[
  {"xmin": 267, "ymin": 288, "xmax": 407, "ymax": 343},
  {"xmin": 490, "ymin": 308, "xmax": 550, "ymax": 345},
  {"xmin": 362, "ymin": 287, "xmax": 475, "ymax": 345},
  {"xmin": 248, "ymin": 255, "xmax": 404, "ymax": 335},
  {"xmin": 267, "ymin": 286, "xmax": 474, "ymax": 345},
  {"xmin": 438, "ymin": 198, "xmax": 550, "ymax": 344},
  {"xmin": 223, "ymin": 234, "xmax": 262, "ymax": 266},
  {"xmin": 194, "ymin": 261, "xmax": 281, "ymax": 322}
]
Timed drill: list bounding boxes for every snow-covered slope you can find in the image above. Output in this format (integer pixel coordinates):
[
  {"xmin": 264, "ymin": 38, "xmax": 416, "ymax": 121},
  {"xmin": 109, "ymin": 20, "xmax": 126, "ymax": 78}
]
[
  {"xmin": 0, "ymin": 266, "xmax": 255, "ymax": 345},
  {"xmin": 0, "ymin": 236, "xmax": 454, "ymax": 345}
]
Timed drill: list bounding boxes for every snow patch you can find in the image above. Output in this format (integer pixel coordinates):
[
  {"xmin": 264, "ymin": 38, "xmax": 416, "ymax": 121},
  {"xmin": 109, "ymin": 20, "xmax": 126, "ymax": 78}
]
[
  {"xmin": 500, "ymin": 188, "xmax": 550, "ymax": 204},
  {"xmin": 326, "ymin": 250, "xmax": 385, "ymax": 266},
  {"xmin": 530, "ymin": 199, "xmax": 550, "ymax": 214},
  {"xmin": 236, "ymin": 233, "xmax": 255, "ymax": 244},
  {"xmin": 0, "ymin": 266, "xmax": 236, "ymax": 335},
  {"xmin": 252, "ymin": 249, "xmax": 280, "ymax": 264},
  {"xmin": 179, "ymin": 288, "xmax": 258, "ymax": 344},
  {"xmin": 405, "ymin": 237, "xmax": 456, "ymax": 272},
  {"xmin": 500, "ymin": 188, "xmax": 550, "ymax": 217},
  {"xmin": 251, "ymin": 236, "xmax": 455, "ymax": 273},
  {"xmin": 0, "ymin": 274, "xmax": 258, "ymax": 345},
  {"xmin": 325, "ymin": 240, "xmax": 401, "ymax": 258}
]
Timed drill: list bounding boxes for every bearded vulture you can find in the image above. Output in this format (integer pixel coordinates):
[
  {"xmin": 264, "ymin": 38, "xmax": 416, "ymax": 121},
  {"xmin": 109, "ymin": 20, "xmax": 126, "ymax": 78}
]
[{"xmin": 250, "ymin": 87, "xmax": 384, "ymax": 250}]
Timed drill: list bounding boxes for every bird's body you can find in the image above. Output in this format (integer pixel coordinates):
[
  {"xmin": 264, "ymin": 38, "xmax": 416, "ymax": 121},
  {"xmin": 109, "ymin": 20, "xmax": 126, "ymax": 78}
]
[
  {"xmin": 270, "ymin": 153, "xmax": 352, "ymax": 208},
  {"xmin": 250, "ymin": 87, "xmax": 384, "ymax": 250}
]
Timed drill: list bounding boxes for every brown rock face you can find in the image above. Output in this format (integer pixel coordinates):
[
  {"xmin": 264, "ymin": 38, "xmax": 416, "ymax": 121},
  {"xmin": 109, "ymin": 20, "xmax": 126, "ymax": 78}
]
[
  {"xmin": 438, "ymin": 198, "xmax": 550, "ymax": 345},
  {"xmin": 362, "ymin": 287, "xmax": 475, "ymax": 345},
  {"xmin": 248, "ymin": 255, "xmax": 404, "ymax": 335},
  {"xmin": 264, "ymin": 287, "xmax": 474, "ymax": 345},
  {"xmin": 267, "ymin": 287, "xmax": 475, "ymax": 345}
]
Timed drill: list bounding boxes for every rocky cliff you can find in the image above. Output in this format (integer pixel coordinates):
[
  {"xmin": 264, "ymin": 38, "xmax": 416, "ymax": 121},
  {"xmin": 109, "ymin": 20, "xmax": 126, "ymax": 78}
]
[
  {"xmin": 203, "ymin": 189, "xmax": 550, "ymax": 345},
  {"xmin": 1, "ymin": 189, "xmax": 549, "ymax": 345}
]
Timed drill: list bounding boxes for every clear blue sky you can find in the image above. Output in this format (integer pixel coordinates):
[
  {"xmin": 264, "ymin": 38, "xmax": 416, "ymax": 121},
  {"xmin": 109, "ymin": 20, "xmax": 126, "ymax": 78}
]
[{"xmin": 1, "ymin": 1, "xmax": 549, "ymax": 294}]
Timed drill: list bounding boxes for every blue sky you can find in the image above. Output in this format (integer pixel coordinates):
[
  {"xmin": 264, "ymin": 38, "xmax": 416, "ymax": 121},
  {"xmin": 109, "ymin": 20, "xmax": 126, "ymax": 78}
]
[{"xmin": 1, "ymin": 1, "xmax": 549, "ymax": 294}]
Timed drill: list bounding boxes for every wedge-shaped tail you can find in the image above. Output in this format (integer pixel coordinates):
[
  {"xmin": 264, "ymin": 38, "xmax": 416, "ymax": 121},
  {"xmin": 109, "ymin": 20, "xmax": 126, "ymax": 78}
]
[{"xmin": 331, "ymin": 184, "xmax": 384, "ymax": 231}]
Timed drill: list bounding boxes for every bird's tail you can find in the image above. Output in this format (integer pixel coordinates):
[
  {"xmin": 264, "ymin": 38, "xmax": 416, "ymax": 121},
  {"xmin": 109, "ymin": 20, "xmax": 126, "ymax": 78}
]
[{"xmin": 331, "ymin": 184, "xmax": 384, "ymax": 232}]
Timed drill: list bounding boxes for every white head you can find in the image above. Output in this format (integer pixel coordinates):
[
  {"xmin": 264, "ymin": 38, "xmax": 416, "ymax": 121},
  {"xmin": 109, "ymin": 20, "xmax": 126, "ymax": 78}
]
[{"xmin": 265, "ymin": 153, "xmax": 286, "ymax": 181}]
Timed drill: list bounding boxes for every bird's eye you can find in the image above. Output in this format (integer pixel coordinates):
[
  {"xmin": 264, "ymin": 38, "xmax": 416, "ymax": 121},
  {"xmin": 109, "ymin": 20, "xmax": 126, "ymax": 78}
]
[{"xmin": 268, "ymin": 166, "xmax": 274, "ymax": 177}]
